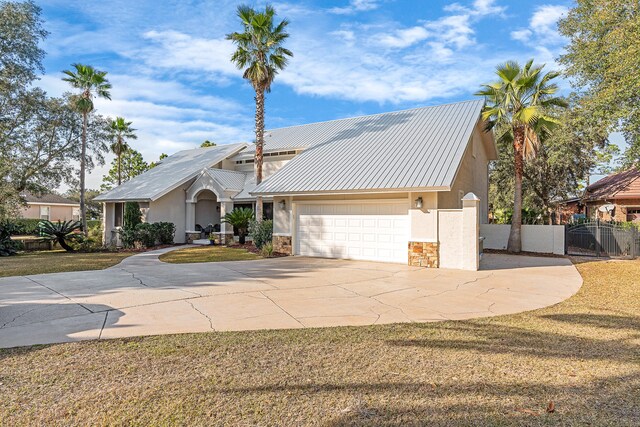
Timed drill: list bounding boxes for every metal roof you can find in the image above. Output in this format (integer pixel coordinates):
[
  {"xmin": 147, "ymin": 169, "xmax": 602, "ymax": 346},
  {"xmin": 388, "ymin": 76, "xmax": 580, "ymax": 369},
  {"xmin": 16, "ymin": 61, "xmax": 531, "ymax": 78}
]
[
  {"xmin": 206, "ymin": 168, "xmax": 246, "ymax": 191},
  {"xmin": 252, "ymin": 100, "xmax": 486, "ymax": 195},
  {"xmin": 95, "ymin": 143, "xmax": 247, "ymax": 202}
]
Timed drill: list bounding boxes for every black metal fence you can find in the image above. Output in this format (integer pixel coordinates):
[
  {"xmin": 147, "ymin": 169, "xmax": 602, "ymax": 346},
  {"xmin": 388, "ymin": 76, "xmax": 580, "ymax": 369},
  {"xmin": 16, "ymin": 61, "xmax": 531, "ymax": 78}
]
[{"xmin": 566, "ymin": 220, "xmax": 640, "ymax": 257}]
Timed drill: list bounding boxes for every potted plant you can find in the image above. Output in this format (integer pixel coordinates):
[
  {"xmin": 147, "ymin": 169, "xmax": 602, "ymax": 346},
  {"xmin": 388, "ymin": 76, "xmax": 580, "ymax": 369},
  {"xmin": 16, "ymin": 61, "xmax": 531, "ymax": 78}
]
[{"xmin": 208, "ymin": 232, "xmax": 217, "ymax": 246}]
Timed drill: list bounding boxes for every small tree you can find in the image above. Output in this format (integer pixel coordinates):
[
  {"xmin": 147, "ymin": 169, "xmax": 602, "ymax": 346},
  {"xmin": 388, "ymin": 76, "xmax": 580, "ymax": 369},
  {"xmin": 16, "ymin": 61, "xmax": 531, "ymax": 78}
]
[
  {"xmin": 222, "ymin": 208, "xmax": 254, "ymax": 244},
  {"xmin": 39, "ymin": 220, "xmax": 82, "ymax": 252},
  {"xmin": 124, "ymin": 202, "xmax": 142, "ymax": 230}
]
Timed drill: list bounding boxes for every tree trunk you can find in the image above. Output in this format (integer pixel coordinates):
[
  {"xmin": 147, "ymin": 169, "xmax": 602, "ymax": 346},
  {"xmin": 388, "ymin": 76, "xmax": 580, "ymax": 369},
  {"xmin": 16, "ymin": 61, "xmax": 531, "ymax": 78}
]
[
  {"xmin": 57, "ymin": 236, "xmax": 75, "ymax": 252},
  {"xmin": 507, "ymin": 125, "xmax": 525, "ymax": 253},
  {"xmin": 254, "ymin": 89, "xmax": 265, "ymax": 222},
  {"xmin": 80, "ymin": 111, "xmax": 88, "ymax": 236},
  {"xmin": 117, "ymin": 137, "xmax": 122, "ymax": 186}
]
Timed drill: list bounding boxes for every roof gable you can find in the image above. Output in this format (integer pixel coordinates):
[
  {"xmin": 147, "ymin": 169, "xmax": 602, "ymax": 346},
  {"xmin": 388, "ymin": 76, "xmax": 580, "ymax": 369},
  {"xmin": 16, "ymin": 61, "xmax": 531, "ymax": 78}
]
[
  {"xmin": 95, "ymin": 143, "xmax": 247, "ymax": 202},
  {"xmin": 586, "ymin": 168, "xmax": 640, "ymax": 200},
  {"xmin": 252, "ymin": 100, "xmax": 486, "ymax": 195}
]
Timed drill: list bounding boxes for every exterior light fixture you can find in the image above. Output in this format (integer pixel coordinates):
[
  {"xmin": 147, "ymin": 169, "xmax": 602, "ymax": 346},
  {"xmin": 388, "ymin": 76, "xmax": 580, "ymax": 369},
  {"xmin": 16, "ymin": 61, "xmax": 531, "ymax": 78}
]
[
  {"xmin": 415, "ymin": 197, "xmax": 423, "ymax": 209},
  {"xmin": 279, "ymin": 199, "xmax": 286, "ymax": 210}
]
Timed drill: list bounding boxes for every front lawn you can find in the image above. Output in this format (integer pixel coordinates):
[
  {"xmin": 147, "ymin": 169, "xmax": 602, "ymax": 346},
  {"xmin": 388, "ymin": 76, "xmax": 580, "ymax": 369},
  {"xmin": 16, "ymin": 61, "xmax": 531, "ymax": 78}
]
[
  {"xmin": 1, "ymin": 259, "xmax": 639, "ymax": 425},
  {"xmin": 159, "ymin": 245, "xmax": 263, "ymax": 263},
  {"xmin": 0, "ymin": 250, "xmax": 134, "ymax": 278}
]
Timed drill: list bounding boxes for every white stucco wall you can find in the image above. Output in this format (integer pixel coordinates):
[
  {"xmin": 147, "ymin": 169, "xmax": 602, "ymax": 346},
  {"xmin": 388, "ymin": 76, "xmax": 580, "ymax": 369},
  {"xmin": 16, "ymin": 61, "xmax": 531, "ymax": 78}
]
[
  {"xmin": 408, "ymin": 192, "xmax": 438, "ymax": 242},
  {"xmin": 438, "ymin": 125, "xmax": 491, "ymax": 222},
  {"xmin": 273, "ymin": 196, "xmax": 293, "ymax": 235},
  {"xmin": 480, "ymin": 224, "xmax": 565, "ymax": 255},
  {"xmin": 147, "ymin": 185, "xmax": 189, "ymax": 243},
  {"xmin": 438, "ymin": 210, "xmax": 464, "ymax": 270},
  {"xmin": 234, "ymin": 158, "xmax": 293, "ymax": 179}
]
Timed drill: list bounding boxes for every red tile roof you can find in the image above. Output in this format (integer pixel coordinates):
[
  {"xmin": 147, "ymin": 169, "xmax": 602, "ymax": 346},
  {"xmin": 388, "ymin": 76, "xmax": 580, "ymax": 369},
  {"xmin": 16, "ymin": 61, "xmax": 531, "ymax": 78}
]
[{"xmin": 585, "ymin": 168, "xmax": 640, "ymax": 201}]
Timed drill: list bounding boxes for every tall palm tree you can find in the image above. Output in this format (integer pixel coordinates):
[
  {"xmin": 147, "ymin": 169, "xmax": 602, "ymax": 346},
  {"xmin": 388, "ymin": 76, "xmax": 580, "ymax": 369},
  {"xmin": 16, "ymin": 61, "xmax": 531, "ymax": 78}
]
[
  {"xmin": 62, "ymin": 64, "xmax": 111, "ymax": 235},
  {"xmin": 476, "ymin": 60, "xmax": 566, "ymax": 252},
  {"xmin": 227, "ymin": 4, "xmax": 292, "ymax": 221},
  {"xmin": 109, "ymin": 117, "xmax": 137, "ymax": 186}
]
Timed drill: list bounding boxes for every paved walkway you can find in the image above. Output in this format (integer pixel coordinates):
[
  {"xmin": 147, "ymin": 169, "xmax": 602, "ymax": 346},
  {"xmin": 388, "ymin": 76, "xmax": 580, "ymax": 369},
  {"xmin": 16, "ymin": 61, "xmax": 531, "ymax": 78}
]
[{"xmin": 0, "ymin": 247, "xmax": 583, "ymax": 348}]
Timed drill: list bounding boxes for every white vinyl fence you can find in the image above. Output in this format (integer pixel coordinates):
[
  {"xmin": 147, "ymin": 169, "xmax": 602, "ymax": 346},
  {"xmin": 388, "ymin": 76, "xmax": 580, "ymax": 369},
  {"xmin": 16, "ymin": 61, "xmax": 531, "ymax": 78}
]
[{"xmin": 480, "ymin": 224, "xmax": 565, "ymax": 255}]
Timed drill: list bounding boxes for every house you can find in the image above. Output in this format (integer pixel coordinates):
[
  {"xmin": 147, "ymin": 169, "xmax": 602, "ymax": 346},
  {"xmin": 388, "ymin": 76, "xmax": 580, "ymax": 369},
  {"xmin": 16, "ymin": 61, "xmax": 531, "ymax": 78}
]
[
  {"xmin": 582, "ymin": 168, "xmax": 640, "ymax": 222},
  {"xmin": 95, "ymin": 100, "xmax": 497, "ymax": 269},
  {"xmin": 19, "ymin": 192, "xmax": 80, "ymax": 222}
]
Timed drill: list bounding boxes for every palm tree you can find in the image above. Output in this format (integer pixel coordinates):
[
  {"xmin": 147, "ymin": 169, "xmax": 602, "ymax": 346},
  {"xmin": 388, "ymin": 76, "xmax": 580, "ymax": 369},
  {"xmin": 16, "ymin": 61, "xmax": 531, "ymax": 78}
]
[
  {"xmin": 62, "ymin": 64, "xmax": 111, "ymax": 235},
  {"xmin": 476, "ymin": 60, "xmax": 566, "ymax": 252},
  {"xmin": 109, "ymin": 117, "xmax": 137, "ymax": 186},
  {"xmin": 222, "ymin": 207, "xmax": 255, "ymax": 244},
  {"xmin": 227, "ymin": 5, "xmax": 293, "ymax": 222}
]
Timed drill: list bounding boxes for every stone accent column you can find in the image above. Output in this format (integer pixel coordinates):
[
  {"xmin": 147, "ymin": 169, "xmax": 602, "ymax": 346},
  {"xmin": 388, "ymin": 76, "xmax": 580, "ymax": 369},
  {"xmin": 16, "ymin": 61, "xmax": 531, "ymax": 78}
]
[
  {"xmin": 408, "ymin": 241, "xmax": 439, "ymax": 267},
  {"xmin": 219, "ymin": 201, "xmax": 235, "ymax": 245},
  {"xmin": 273, "ymin": 235, "xmax": 292, "ymax": 255},
  {"xmin": 462, "ymin": 192, "xmax": 480, "ymax": 271}
]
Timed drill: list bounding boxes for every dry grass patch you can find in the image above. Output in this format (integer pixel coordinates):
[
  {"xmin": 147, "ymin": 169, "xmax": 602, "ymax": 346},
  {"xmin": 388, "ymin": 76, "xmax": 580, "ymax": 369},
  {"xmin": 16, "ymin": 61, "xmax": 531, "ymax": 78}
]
[
  {"xmin": 0, "ymin": 259, "xmax": 639, "ymax": 425},
  {"xmin": 0, "ymin": 250, "xmax": 133, "ymax": 278},
  {"xmin": 159, "ymin": 245, "xmax": 262, "ymax": 263}
]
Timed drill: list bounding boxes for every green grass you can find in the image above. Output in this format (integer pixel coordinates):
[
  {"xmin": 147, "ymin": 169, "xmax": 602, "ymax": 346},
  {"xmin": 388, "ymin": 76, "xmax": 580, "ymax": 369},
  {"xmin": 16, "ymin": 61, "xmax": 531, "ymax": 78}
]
[
  {"xmin": 0, "ymin": 259, "xmax": 639, "ymax": 425},
  {"xmin": 0, "ymin": 250, "xmax": 133, "ymax": 277},
  {"xmin": 159, "ymin": 245, "xmax": 263, "ymax": 263}
]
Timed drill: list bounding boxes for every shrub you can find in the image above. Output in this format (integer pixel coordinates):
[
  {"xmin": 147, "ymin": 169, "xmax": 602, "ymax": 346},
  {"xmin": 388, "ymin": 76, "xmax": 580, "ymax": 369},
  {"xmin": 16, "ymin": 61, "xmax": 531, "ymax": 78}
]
[
  {"xmin": 120, "ymin": 228, "xmax": 137, "ymax": 249},
  {"xmin": 134, "ymin": 223, "xmax": 156, "ymax": 248},
  {"xmin": 260, "ymin": 241, "xmax": 274, "ymax": 258},
  {"xmin": 0, "ymin": 221, "xmax": 20, "ymax": 256},
  {"xmin": 10, "ymin": 218, "xmax": 41, "ymax": 235},
  {"xmin": 124, "ymin": 202, "xmax": 142, "ymax": 230},
  {"xmin": 39, "ymin": 220, "xmax": 83, "ymax": 252},
  {"xmin": 87, "ymin": 219, "xmax": 101, "ymax": 230},
  {"xmin": 250, "ymin": 219, "xmax": 273, "ymax": 249},
  {"xmin": 154, "ymin": 222, "xmax": 175, "ymax": 245}
]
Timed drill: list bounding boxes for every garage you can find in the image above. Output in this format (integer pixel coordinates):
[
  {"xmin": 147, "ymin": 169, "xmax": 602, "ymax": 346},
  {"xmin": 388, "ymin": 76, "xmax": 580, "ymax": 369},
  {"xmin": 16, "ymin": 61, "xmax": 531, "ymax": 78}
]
[{"xmin": 295, "ymin": 200, "xmax": 409, "ymax": 263}]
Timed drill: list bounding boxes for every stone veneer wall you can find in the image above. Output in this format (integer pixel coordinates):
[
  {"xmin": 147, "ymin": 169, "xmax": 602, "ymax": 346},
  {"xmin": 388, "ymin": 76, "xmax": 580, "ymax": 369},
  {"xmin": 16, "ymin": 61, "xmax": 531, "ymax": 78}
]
[
  {"xmin": 273, "ymin": 235, "xmax": 292, "ymax": 255},
  {"xmin": 185, "ymin": 232, "xmax": 201, "ymax": 244},
  {"xmin": 408, "ymin": 241, "xmax": 439, "ymax": 268}
]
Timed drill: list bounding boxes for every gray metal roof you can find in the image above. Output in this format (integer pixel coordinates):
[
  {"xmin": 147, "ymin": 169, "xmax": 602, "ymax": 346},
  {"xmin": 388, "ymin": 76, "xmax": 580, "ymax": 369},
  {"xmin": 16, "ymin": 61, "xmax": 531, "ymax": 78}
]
[
  {"xmin": 252, "ymin": 100, "xmax": 485, "ymax": 195},
  {"xmin": 95, "ymin": 143, "xmax": 247, "ymax": 202},
  {"xmin": 231, "ymin": 174, "xmax": 258, "ymax": 201},
  {"xmin": 206, "ymin": 168, "xmax": 246, "ymax": 191}
]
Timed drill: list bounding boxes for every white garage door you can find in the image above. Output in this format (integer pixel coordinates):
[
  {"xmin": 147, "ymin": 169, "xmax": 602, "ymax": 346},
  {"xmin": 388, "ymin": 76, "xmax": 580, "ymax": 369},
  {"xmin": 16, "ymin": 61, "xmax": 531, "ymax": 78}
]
[{"xmin": 295, "ymin": 201, "xmax": 409, "ymax": 263}]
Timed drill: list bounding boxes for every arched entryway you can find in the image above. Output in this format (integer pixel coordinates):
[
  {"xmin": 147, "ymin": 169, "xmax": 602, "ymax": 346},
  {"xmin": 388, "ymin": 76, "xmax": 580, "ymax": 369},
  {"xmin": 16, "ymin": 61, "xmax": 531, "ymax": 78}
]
[{"xmin": 194, "ymin": 189, "xmax": 220, "ymax": 231}]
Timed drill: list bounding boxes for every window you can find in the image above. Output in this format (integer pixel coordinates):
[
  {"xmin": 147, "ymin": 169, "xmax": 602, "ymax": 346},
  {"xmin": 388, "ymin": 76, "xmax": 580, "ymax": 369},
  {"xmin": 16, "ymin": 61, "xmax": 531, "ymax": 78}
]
[
  {"xmin": 114, "ymin": 203, "xmax": 124, "ymax": 227},
  {"xmin": 627, "ymin": 208, "xmax": 640, "ymax": 222},
  {"xmin": 39, "ymin": 206, "xmax": 50, "ymax": 220},
  {"xmin": 72, "ymin": 207, "xmax": 80, "ymax": 221}
]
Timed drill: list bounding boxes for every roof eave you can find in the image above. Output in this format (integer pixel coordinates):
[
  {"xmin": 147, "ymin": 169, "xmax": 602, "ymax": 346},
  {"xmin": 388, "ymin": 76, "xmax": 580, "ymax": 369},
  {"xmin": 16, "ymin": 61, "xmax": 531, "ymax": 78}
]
[{"xmin": 251, "ymin": 186, "xmax": 450, "ymax": 197}]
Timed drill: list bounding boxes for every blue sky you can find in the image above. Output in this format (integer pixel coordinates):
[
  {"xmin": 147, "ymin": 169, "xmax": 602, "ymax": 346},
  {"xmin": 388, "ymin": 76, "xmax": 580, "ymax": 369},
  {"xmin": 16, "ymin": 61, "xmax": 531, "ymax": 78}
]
[{"xmin": 35, "ymin": 0, "xmax": 606, "ymax": 189}]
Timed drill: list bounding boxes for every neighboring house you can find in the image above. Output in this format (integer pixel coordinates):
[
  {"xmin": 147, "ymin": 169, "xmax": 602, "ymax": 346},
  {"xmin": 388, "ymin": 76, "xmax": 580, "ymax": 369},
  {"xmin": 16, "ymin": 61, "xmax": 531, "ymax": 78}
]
[
  {"xmin": 19, "ymin": 192, "xmax": 80, "ymax": 222},
  {"xmin": 96, "ymin": 100, "xmax": 497, "ymax": 269},
  {"xmin": 582, "ymin": 168, "xmax": 640, "ymax": 222}
]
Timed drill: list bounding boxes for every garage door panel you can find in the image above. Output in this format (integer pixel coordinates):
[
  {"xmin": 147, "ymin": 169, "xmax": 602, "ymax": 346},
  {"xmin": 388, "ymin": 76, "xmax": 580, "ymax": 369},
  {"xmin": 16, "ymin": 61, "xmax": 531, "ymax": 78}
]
[{"xmin": 296, "ymin": 201, "xmax": 408, "ymax": 264}]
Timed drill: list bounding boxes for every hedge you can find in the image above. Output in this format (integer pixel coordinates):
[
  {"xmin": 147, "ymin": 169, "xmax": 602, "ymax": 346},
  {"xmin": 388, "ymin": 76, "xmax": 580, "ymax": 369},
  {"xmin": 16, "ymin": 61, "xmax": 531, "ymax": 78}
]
[{"xmin": 9, "ymin": 218, "xmax": 102, "ymax": 236}]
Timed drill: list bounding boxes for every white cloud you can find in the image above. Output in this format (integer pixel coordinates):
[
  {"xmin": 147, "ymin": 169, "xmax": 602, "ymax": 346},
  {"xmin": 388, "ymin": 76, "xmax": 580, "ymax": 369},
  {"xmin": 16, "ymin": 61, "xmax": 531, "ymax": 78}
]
[
  {"xmin": 444, "ymin": 0, "xmax": 506, "ymax": 17},
  {"xmin": 139, "ymin": 30, "xmax": 238, "ymax": 80},
  {"xmin": 329, "ymin": 0, "xmax": 380, "ymax": 15},
  {"xmin": 511, "ymin": 4, "xmax": 568, "ymax": 44},
  {"xmin": 377, "ymin": 26, "xmax": 430, "ymax": 48},
  {"xmin": 530, "ymin": 5, "xmax": 568, "ymax": 38}
]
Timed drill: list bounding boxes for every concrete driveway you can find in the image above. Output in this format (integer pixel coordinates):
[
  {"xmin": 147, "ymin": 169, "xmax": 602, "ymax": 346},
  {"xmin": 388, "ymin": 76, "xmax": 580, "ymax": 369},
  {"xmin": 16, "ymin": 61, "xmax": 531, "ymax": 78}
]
[{"xmin": 0, "ymin": 247, "xmax": 583, "ymax": 348}]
